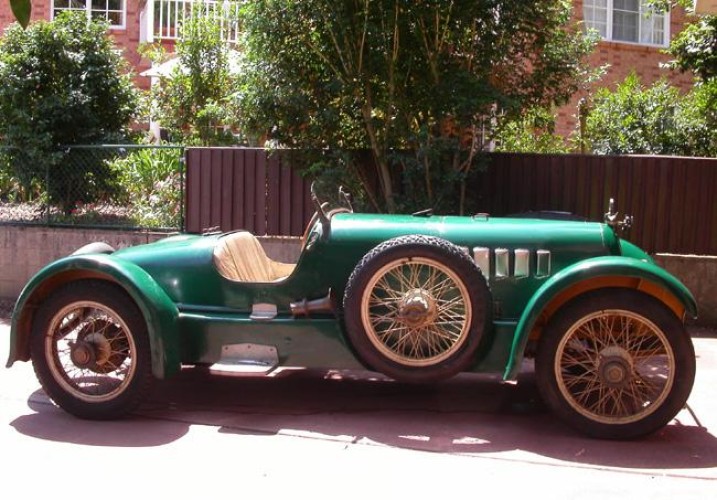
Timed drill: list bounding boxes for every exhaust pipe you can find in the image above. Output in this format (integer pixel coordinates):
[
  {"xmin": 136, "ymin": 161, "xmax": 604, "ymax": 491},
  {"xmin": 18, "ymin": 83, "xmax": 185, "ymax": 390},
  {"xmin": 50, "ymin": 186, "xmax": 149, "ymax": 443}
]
[{"xmin": 290, "ymin": 291, "xmax": 335, "ymax": 317}]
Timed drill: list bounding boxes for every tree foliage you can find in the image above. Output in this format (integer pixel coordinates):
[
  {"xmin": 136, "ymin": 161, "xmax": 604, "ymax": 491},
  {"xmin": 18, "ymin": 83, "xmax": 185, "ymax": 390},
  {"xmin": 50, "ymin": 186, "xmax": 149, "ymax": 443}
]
[
  {"xmin": 585, "ymin": 73, "xmax": 717, "ymax": 157},
  {"xmin": 493, "ymin": 107, "xmax": 571, "ymax": 154},
  {"xmin": 674, "ymin": 79, "xmax": 717, "ymax": 156},
  {"xmin": 585, "ymin": 74, "xmax": 681, "ymax": 155},
  {"xmin": 144, "ymin": 11, "xmax": 241, "ymax": 145},
  {"xmin": 668, "ymin": 15, "xmax": 717, "ymax": 81},
  {"xmin": 8, "ymin": 0, "xmax": 30, "ymax": 28},
  {"xmin": 647, "ymin": 1, "xmax": 717, "ymax": 81},
  {"xmin": 237, "ymin": 0, "xmax": 596, "ymax": 213},
  {"xmin": 0, "ymin": 12, "xmax": 138, "ymax": 211}
]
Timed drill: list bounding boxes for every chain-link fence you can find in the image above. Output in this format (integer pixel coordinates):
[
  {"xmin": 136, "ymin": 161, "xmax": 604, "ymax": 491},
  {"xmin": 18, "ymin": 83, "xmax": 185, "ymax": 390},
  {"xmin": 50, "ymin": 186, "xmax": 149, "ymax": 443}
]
[{"xmin": 0, "ymin": 144, "xmax": 185, "ymax": 231}]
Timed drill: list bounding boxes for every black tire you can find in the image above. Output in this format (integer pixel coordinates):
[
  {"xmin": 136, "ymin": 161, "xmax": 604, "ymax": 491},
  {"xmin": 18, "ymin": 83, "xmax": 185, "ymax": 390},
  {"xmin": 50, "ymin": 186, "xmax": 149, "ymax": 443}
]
[
  {"xmin": 343, "ymin": 235, "xmax": 491, "ymax": 383},
  {"xmin": 536, "ymin": 289, "xmax": 696, "ymax": 439},
  {"xmin": 30, "ymin": 280, "xmax": 153, "ymax": 419}
]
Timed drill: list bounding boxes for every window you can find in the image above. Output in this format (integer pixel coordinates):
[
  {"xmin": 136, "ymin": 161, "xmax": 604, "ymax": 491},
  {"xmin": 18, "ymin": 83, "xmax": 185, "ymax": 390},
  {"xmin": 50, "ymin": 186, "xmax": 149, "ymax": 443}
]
[
  {"xmin": 52, "ymin": 0, "xmax": 126, "ymax": 29},
  {"xmin": 583, "ymin": 0, "xmax": 669, "ymax": 46}
]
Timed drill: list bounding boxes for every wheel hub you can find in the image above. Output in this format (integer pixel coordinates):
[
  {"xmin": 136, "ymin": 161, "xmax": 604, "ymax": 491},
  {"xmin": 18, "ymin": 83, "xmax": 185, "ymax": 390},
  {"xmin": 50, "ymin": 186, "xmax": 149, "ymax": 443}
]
[
  {"xmin": 598, "ymin": 346, "xmax": 634, "ymax": 388},
  {"xmin": 69, "ymin": 340, "xmax": 96, "ymax": 369},
  {"xmin": 70, "ymin": 330, "xmax": 112, "ymax": 370},
  {"xmin": 397, "ymin": 289, "xmax": 437, "ymax": 328}
]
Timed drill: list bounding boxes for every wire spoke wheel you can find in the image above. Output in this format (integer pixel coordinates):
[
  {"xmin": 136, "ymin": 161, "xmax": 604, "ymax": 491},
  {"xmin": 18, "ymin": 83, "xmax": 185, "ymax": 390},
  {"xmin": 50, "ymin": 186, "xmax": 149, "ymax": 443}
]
[
  {"xmin": 555, "ymin": 310, "xmax": 673, "ymax": 425},
  {"xmin": 536, "ymin": 289, "xmax": 696, "ymax": 439},
  {"xmin": 363, "ymin": 257, "xmax": 471, "ymax": 366},
  {"xmin": 46, "ymin": 301, "xmax": 136, "ymax": 403},
  {"xmin": 343, "ymin": 235, "xmax": 490, "ymax": 383},
  {"xmin": 31, "ymin": 280, "xmax": 153, "ymax": 419}
]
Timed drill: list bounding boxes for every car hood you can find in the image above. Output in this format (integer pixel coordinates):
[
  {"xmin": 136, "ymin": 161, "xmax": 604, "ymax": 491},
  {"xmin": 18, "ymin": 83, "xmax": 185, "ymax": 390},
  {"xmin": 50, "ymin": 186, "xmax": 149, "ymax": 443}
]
[
  {"xmin": 112, "ymin": 215, "xmax": 621, "ymax": 271},
  {"xmin": 105, "ymin": 214, "xmax": 626, "ymax": 309},
  {"xmin": 327, "ymin": 213, "xmax": 621, "ymax": 258}
]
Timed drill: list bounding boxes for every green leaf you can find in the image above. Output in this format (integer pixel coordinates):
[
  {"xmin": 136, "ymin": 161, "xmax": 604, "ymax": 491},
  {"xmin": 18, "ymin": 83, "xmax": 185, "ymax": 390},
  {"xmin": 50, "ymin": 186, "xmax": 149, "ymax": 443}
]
[{"xmin": 9, "ymin": 0, "xmax": 31, "ymax": 28}]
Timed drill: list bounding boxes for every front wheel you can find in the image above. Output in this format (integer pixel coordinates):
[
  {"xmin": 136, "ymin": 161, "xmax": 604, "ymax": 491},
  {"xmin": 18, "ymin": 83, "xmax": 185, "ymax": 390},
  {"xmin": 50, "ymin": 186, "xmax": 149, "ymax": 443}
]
[
  {"xmin": 536, "ymin": 289, "xmax": 695, "ymax": 439},
  {"xmin": 30, "ymin": 280, "xmax": 153, "ymax": 419}
]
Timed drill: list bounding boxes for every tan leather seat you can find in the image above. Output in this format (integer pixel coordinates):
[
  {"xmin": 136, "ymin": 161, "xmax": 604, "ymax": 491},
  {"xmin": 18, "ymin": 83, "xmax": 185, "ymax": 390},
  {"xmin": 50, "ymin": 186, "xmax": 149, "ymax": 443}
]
[{"xmin": 213, "ymin": 231, "xmax": 296, "ymax": 282}]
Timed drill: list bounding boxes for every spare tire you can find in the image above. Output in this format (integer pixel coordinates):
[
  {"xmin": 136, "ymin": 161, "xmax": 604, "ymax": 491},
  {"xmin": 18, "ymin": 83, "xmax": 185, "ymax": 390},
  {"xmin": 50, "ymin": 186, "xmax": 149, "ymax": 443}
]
[{"xmin": 343, "ymin": 235, "xmax": 491, "ymax": 383}]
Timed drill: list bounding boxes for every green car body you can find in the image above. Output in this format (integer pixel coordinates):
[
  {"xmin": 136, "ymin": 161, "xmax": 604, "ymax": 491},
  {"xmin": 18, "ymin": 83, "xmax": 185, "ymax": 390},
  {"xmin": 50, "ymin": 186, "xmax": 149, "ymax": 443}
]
[
  {"xmin": 7, "ymin": 213, "xmax": 695, "ymax": 373},
  {"xmin": 5, "ymin": 206, "xmax": 697, "ymax": 438}
]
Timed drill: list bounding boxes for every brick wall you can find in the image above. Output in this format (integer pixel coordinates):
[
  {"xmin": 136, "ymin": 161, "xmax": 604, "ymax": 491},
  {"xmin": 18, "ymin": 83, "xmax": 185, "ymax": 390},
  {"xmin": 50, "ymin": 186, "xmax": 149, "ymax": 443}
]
[
  {"xmin": 114, "ymin": 0, "xmax": 152, "ymax": 89},
  {"xmin": 557, "ymin": 2, "xmax": 696, "ymax": 136}
]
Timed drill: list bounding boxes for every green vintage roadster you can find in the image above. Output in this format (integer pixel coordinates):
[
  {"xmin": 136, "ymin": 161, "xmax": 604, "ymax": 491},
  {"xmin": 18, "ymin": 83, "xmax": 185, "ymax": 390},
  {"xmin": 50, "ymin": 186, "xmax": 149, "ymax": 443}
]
[{"xmin": 6, "ymin": 188, "xmax": 696, "ymax": 439}]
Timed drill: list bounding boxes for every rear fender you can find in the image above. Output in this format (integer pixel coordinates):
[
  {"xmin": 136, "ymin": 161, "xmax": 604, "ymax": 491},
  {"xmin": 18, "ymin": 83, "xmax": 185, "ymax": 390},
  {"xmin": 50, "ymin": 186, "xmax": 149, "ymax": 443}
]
[
  {"xmin": 503, "ymin": 256, "xmax": 697, "ymax": 380},
  {"xmin": 7, "ymin": 254, "xmax": 180, "ymax": 379}
]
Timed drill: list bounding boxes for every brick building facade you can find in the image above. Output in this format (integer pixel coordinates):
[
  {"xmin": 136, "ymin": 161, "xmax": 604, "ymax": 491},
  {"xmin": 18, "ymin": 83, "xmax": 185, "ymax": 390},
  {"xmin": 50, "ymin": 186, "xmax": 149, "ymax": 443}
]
[
  {"xmin": 557, "ymin": 1, "xmax": 696, "ymax": 136},
  {"xmin": 0, "ymin": 0, "xmax": 151, "ymax": 87},
  {"xmin": 0, "ymin": 1, "xmax": 701, "ymax": 139}
]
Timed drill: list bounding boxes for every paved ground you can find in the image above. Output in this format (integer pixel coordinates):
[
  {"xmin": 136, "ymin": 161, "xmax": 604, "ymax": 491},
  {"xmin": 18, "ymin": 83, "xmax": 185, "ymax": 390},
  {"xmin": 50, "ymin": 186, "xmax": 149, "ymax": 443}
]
[{"xmin": 2, "ymin": 318, "xmax": 716, "ymax": 499}]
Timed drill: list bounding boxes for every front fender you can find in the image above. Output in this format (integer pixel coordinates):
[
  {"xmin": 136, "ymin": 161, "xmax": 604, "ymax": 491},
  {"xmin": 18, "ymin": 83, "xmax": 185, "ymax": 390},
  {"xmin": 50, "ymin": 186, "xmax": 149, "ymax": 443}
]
[
  {"xmin": 503, "ymin": 256, "xmax": 697, "ymax": 380},
  {"xmin": 7, "ymin": 254, "xmax": 180, "ymax": 379}
]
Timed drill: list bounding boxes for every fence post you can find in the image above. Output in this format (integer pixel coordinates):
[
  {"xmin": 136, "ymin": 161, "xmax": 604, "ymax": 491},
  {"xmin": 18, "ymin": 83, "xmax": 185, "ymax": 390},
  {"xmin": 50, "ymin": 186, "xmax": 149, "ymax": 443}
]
[
  {"xmin": 44, "ymin": 156, "xmax": 50, "ymax": 224},
  {"xmin": 179, "ymin": 149, "xmax": 186, "ymax": 232}
]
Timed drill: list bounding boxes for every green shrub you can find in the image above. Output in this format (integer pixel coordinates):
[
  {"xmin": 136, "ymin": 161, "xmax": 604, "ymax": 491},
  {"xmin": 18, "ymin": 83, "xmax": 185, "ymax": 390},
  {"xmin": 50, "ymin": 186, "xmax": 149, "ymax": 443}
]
[
  {"xmin": 0, "ymin": 13, "xmax": 139, "ymax": 213},
  {"xmin": 113, "ymin": 148, "xmax": 183, "ymax": 228},
  {"xmin": 0, "ymin": 166, "xmax": 21, "ymax": 202},
  {"xmin": 0, "ymin": 148, "xmax": 41, "ymax": 202},
  {"xmin": 494, "ymin": 107, "xmax": 571, "ymax": 154},
  {"xmin": 584, "ymin": 73, "xmax": 717, "ymax": 157},
  {"xmin": 585, "ymin": 74, "xmax": 682, "ymax": 155},
  {"xmin": 144, "ymin": 10, "xmax": 240, "ymax": 145},
  {"xmin": 674, "ymin": 80, "xmax": 717, "ymax": 157}
]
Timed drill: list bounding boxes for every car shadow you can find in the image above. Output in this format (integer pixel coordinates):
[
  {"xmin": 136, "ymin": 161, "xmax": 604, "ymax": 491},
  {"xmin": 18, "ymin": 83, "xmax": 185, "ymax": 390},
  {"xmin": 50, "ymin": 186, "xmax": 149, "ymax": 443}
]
[
  {"xmin": 10, "ymin": 390, "xmax": 190, "ymax": 446},
  {"xmin": 13, "ymin": 365, "xmax": 716, "ymax": 471}
]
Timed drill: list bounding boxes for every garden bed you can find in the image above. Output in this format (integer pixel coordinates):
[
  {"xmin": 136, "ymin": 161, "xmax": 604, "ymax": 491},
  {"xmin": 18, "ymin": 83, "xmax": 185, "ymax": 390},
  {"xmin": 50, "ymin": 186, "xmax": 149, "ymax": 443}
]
[{"xmin": 0, "ymin": 201, "xmax": 169, "ymax": 229}]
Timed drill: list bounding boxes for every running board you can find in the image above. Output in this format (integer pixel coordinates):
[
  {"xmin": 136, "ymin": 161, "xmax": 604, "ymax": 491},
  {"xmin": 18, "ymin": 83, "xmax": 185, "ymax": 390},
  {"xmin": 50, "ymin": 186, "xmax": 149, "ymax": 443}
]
[{"xmin": 209, "ymin": 343, "xmax": 279, "ymax": 375}]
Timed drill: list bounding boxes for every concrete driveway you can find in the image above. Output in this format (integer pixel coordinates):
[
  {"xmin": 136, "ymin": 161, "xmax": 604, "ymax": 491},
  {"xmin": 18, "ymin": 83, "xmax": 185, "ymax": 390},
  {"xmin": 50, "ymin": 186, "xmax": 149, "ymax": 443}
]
[{"xmin": 2, "ymin": 318, "xmax": 716, "ymax": 499}]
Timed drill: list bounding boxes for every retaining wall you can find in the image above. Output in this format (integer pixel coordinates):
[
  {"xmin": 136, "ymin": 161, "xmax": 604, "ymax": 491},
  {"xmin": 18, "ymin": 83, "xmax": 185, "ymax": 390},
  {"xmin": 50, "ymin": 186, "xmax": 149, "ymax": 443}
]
[{"xmin": 654, "ymin": 253, "xmax": 717, "ymax": 327}]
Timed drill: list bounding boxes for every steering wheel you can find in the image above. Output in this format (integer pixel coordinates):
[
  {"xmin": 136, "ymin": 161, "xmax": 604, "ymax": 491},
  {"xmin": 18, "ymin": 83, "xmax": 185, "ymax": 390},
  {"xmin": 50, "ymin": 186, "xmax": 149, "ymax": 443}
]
[
  {"xmin": 300, "ymin": 205, "xmax": 352, "ymax": 251},
  {"xmin": 301, "ymin": 183, "xmax": 355, "ymax": 250},
  {"xmin": 301, "ymin": 202, "xmax": 329, "ymax": 250}
]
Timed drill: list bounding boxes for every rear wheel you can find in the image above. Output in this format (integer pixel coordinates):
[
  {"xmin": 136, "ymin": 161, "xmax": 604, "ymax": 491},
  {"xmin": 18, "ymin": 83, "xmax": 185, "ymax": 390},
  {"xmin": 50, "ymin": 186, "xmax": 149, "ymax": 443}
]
[
  {"xmin": 30, "ymin": 280, "xmax": 153, "ymax": 419},
  {"xmin": 536, "ymin": 289, "xmax": 695, "ymax": 439},
  {"xmin": 343, "ymin": 235, "xmax": 490, "ymax": 383}
]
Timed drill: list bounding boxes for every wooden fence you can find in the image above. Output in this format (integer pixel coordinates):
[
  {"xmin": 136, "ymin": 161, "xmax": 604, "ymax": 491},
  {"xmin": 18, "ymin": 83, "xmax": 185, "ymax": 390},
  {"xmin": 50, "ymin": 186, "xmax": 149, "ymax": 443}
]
[
  {"xmin": 471, "ymin": 153, "xmax": 717, "ymax": 255},
  {"xmin": 185, "ymin": 148, "xmax": 717, "ymax": 255},
  {"xmin": 185, "ymin": 148, "xmax": 313, "ymax": 236}
]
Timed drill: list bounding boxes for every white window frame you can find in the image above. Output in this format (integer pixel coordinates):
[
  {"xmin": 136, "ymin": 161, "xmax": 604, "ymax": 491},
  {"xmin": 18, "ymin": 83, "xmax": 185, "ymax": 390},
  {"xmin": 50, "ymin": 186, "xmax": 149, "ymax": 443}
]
[
  {"xmin": 583, "ymin": 0, "xmax": 671, "ymax": 48},
  {"xmin": 51, "ymin": 0, "xmax": 127, "ymax": 30}
]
